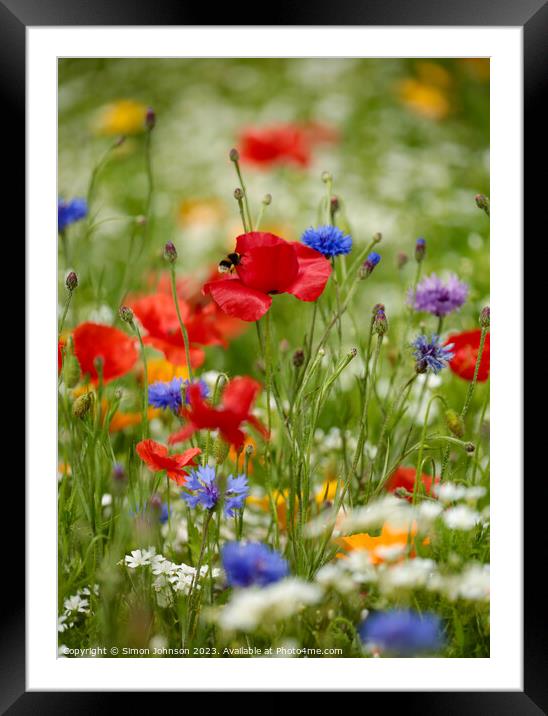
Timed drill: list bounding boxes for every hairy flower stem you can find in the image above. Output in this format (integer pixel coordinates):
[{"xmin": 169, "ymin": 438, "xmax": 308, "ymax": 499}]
[
  {"xmin": 131, "ymin": 321, "xmax": 149, "ymax": 440},
  {"xmin": 441, "ymin": 326, "xmax": 488, "ymax": 479},
  {"xmin": 142, "ymin": 131, "xmax": 154, "ymax": 243},
  {"xmin": 233, "ymin": 159, "xmax": 253, "ymax": 231},
  {"xmin": 415, "ymin": 394, "xmax": 447, "ymax": 496},
  {"xmin": 169, "ymin": 264, "xmax": 193, "ymax": 381},
  {"xmin": 203, "ymin": 373, "xmax": 228, "ymax": 467},
  {"xmin": 352, "ymin": 333, "xmax": 383, "ymax": 480},
  {"xmin": 186, "ymin": 509, "xmax": 213, "ymax": 644},
  {"xmin": 255, "ymin": 317, "xmax": 280, "ymax": 548},
  {"xmin": 374, "ymin": 374, "xmax": 417, "ymax": 480},
  {"xmin": 58, "ymin": 291, "xmax": 74, "ymax": 336},
  {"xmin": 84, "ymin": 139, "xmax": 119, "ymax": 239}
]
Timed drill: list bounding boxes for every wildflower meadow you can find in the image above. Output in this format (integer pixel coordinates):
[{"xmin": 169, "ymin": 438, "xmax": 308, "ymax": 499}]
[{"xmin": 58, "ymin": 58, "xmax": 490, "ymax": 659}]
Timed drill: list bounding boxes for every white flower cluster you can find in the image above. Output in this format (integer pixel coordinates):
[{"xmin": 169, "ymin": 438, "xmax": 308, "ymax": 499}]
[
  {"xmin": 123, "ymin": 547, "xmax": 222, "ymax": 607},
  {"xmin": 215, "ymin": 578, "xmax": 323, "ymax": 632},
  {"xmin": 58, "ymin": 584, "xmax": 99, "ymax": 633},
  {"xmin": 314, "ymin": 553, "xmax": 489, "ymax": 603}
]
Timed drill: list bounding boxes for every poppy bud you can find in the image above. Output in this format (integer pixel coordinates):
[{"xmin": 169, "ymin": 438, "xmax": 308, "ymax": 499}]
[
  {"xmin": 292, "ymin": 349, "xmax": 305, "ymax": 368},
  {"xmin": 479, "ymin": 306, "xmax": 490, "ymax": 329},
  {"xmin": 119, "ymin": 305, "xmax": 134, "ymax": 324},
  {"xmin": 233, "ymin": 187, "xmax": 244, "ymax": 201},
  {"xmin": 163, "ymin": 241, "xmax": 177, "ymax": 263},
  {"xmin": 145, "ymin": 107, "xmax": 156, "ymax": 131},
  {"xmin": 214, "ymin": 436, "xmax": 230, "ymax": 465},
  {"xmin": 359, "ymin": 252, "xmax": 381, "ymax": 279},
  {"xmin": 394, "ymin": 487, "xmax": 412, "ymax": 500},
  {"xmin": 415, "ymin": 237, "xmax": 426, "ymax": 263},
  {"xmin": 465, "ymin": 442, "xmax": 475, "ymax": 454},
  {"xmin": 397, "ymin": 252, "xmax": 409, "ymax": 269},
  {"xmin": 65, "ymin": 271, "xmax": 78, "ymax": 292},
  {"xmin": 229, "ymin": 148, "xmax": 240, "ymax": 162},
  {"xmin": 262, "ymin": 193, "xmax": 272, "ymax": 206},
  {"xmin": 321, "ymin": 171, "xmax": 332, "ymax": 184},
  {"xmin": 372, "ymin": 232, "xmax": 382, "ymax": 245},
  {"xmin": 373, "ymin": 307, "xmax": 388, "ymax": 336},
  {"xmin": 73, "ymin": 392, "xmax": 94, "ymax": 419},
  {"xmin": 63, "ymin": 352, "xmax": 81, "ymax": 389},
  {"xmin": 475, "ymin": 194, "xmax": 490, "ymax": 216},
  {"xmin": 445, "ymin": 409, "xmax": 464, "ymax": 438}
]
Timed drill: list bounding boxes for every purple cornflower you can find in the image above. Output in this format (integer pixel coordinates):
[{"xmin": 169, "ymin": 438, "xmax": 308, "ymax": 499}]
[
  {"xmin": 148, "ymin": 377, "xmax": 208, "ymax": 412},
  {"xmin": 359, "ymin": 610, "xmax": 445, "ymax": 656},
  {"xmin": 182, "ymin": 466, "xmax": 249, "ymax": 517},
  {"xmin": 221, "ymin": 542, "xmax": 289, "ymax": 587},
  {"xmin": 412, "ymin": 334, "xmax": 454, "ymax": 374},
  {"xmin": 409, "ymin": 273, "xmax": 468, "ymax": 317},
  {"xmin": 58, "ymin": 197, "xmax": 88, "ymax": 232},
  {"xmin": 301, "ymin": 225, "xmax": 352, "ymax": 258}
]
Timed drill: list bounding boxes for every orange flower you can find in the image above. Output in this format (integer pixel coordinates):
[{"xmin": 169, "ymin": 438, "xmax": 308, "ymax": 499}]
[
  {"xmin": 136, "ymin": 439, "xmax": 201, "ymax": 486},
  {"xmin": 398, "ymin": 79, "xmax": 450, "ymax": 120},
  {"xmin": 94, "ymin": 99, "xmax": 148, "ymax": 136},
  {"xmin": 337, "ymin": 523, "xmax": 426, "ymax": 565},
  {"xmin": 146, "ymin": 358, "xmax": 189, "ymax": 384}
]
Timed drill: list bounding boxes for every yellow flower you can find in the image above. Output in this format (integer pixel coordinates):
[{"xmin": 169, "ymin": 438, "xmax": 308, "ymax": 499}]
[
  {"xmin": 315, "ymin": 479, "xmax": 342, "ymax": 505},
  {"xmin": 398, "ymin": 79, "xmax": 450, "ymax": 121},
  {"xmin": 146, "ymin": 359, "xmax": 189, "ymax": 384},
  {"xmin": 94, "ymin": 100, "xmax": 148, "ymax": 136},
  {"xmin": 177, "ymin": 198, "xmax": 226, "ymax": 228}
]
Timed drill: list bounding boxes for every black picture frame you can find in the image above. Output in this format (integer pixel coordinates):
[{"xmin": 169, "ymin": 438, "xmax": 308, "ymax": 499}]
[{"xmin": 8, "ymin": 0, "xmax": 540, "ymax": 709}]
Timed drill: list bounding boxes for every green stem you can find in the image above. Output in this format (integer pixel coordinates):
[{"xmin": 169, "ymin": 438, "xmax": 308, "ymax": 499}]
[
  {"xmin": 352, "ymin": 333, "xmax": 383, "ymax": 479},
  {"xmin": 58, "ymin": 291, "xmax": 73, "ymax": 335},
  {"xmin": 132, "ymin": 322, "xmax": 149, "ymax": 439},
  {"xmin": 169, "ymin": 265, "xmax": 193, "ymax": 380}
]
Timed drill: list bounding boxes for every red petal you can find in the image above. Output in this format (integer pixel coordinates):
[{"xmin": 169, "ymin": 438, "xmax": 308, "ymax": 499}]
[
  {"xmin": 447, "ymin": 330, "xmax": 490, "ymax": 382},
  {"xmin": 222, "ymin": 376, "xmax": 261, "ymax": 417},
  {"xmin": 236, "ymin": 243, "xmax": 298, "ymax": 294},
  {"xmin": 204, "ymin": 277, "xmax": 272, "ymax": 322},
  {"xmin": 168, "ymin": 423, "xmax": 197, "ymax": 446},
  {"xmin": 73, "ymin": 322, "xmax": 138, "ymax": 383},
  {"xmin": 235, "ymin": 232, "xmax": 287, "ymax": 253},
  {"xmin": 285, "ymin": 243, "xmax": 332, "ymax": 302},
  {"xmin": 385, "ymin": 466, "xmax": 439, "ymax": 502},
  {"xmin": 247, "ymin": 413, "xmax": 270, "ymax": 439},
  {"xmin": 136, "ymin": 439, "xmax": 169, "ymax": 471}
]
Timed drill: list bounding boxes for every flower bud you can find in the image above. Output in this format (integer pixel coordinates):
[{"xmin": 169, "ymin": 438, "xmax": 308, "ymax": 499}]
[
  {"xmin": 163, "ymin": 241, "xmax": 177, "ymax": 263},
  {"xmin": 445, "ymin": 409, "xmax": 465, "ymax": 438},
  {"xmin": 321, "ymin": 171, "xmax": 332, "ymax": 184},
  {"xmin": 233, "ymin": 187, "xmax": 244, "ymax": 201},
  {"xmin": 262, "ymin": 193, "xmax": 272, "ymax": 206},
  {"xmin": 73, "ymin": 392, "xmax": 94, "ymax": 419},
  {"xmin": 479, "ymin": 306, "xmax": 490, "ymax": 329},
  {"xmin": 330, "ymin": 195, "xmax": 340, "ymax": 214},
  {"xmin": 397, "ymin": 252, "xmax": 409, "ymax": 269},
  {"xmin": 292, "ymin": 349, "xmax": 305, "ymax": 368},
  {"xmin": 119, "ymin": 305, "xmax": 134, "ymax": 324},
  {"xmin": 65, "ymin": 271, "xmax": 78, "ymax": 292},
  {"xmin": 465, "ymin": 442, "xmax": 475, "ymax": 454},
  {"xmin": 415, "ymin": 237, "xmax": 426, "ymax": 263},
  {"xmin": 372, "ymin": 232, "xmax": 382, "ymax": 245},
  {"xmin": 63, "ymin": 352, "xmax": 81, "ymax": 389},
  {"xmin": 214, "ymin": 436, "xmax": 230, "ymax": 465},
  {"xmin": 475, "ymin": 194, "xmax": 489, "ymax": 215},
  {"xmin": 112, "ymin": 462, "xmax": 126, "ymax": 482},
  {"xmin": 229, "ymin": 148, "xmax": 240, "ymax": 162},
  {"xmin": 372, "ymin": 303, "xmax": 385, "ymax": 316},
  {"xmin": 373, "ymin": 307, "xmax": 388, "ymax": 336},
  {"xmin": 145, "ymin": 107, "xmax": 156, "ymax": 131},
  {"xmin": 359, "ymin": 252, "xmax": 381, "ymax": 279}
]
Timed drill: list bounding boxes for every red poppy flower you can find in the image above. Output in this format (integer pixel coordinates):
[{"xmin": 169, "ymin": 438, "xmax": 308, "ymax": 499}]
[
  {"xmin": 129, "ymin": 292, "xmax": 225, "ymax": 366},
  {"xmin": 203, "ymin": 232, "xmax": 331, "ymax": 322},
  {"xmin": 136, "ymin": 439, "xmax": 201, "ymax": 486},
  {"xmin": 168, "ymin": 376, "xmax": 268, "ymax": 450},
  {"xmin": 72, "ymin": 322, "xmax": 138, "ymax": 383},
  {"xmin": 385, "ymin": 466, "xmax": 439, "ymax": 502},
  {"xmin": 238, "ymin": 122, "xmax": 338, "ymax": 168},
  {"xmin": 446, "ymin": 329, "xmax": 490, "ymax": 382}
]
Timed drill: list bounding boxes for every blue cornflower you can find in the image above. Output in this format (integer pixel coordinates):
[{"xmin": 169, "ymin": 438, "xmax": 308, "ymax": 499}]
[
  {"xmin": 359, "ymin": 252, "xmax": 381, "ymax": 279},
  {"xmin": 222, "ymin": 542, "xmax": 289, "ymax": 588},
  {"xmin": 148, "ymin": 378, "xmax": 208, "ymax": 412},
  {"xmin": 182, "ymin": 465, "xmax": 249, "ymax": 517},
  {"xmin": 58, "ymin": 197, "xmax": 88, "ymax": 232},
  {"xmin": 412, "ymin": 334, "xmax": 454, "ymax": 374},
  {"xmin": 359, "ymin": 610, "xmax": 445, "ymax": 656},
  {"xmin": 301, "ymin": 225, "xmax": 352, "ymax": 258}
]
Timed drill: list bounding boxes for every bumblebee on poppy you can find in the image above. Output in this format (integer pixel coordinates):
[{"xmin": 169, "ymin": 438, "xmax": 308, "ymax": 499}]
[{"xmin": 218, "ymin": 252, "xmax": 241, "ymax": 274}]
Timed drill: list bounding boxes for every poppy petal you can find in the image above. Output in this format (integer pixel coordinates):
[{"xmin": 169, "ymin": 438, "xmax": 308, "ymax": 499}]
[
  {"xmin": 222, "ymin": 376, "xmax": 261, "ymax": 417},
  {"xmin": 204, "ymin": 277, "xmax": 272, "ymax": 322},
  {"xmin": 72, "ymin": 322, "xmax": 138, "ymax": 383},
  {"xmin": 285, "ymin": 243, "xmax": 332, "ymax": 302},
  {"xmin": 236, "ymin": 242, "xmax": 299, "ymax": 294}
]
